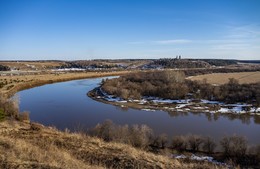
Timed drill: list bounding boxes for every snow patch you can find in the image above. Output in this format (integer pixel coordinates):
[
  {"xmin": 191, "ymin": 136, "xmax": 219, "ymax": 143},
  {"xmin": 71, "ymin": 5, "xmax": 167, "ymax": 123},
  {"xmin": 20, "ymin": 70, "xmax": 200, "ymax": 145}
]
[
  {"xmin": 201, "ymin": 99, "xmax": 223, "ymax": 104},
  {"xmin": 172, "ymin": 154, "xmax": 229, "ymax": 167},
  {"xmin": 141, "ymin": 109, "xmax": 156, "ymax": 112},
  {"xmin": 190, "ymin": 154, "xmax": 213, "ymax": 161},
  {"xmin": 176, "ymin": 104, "xmax": 189, "ymax": 108}
]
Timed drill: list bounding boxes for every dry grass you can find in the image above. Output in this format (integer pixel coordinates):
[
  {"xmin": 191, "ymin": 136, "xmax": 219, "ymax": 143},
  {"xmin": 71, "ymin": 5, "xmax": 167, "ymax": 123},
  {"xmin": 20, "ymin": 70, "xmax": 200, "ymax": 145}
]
[
  {"xmin": 188, "ymin": 71, "xmax": 260, "ymax": 85},
  {"xmin": 0, "ymin": 61, "xmax": 65, "ymax": 71},
  {"xmin": 0, "ymin": 120, "xmax": 226, "ymax": 169}
]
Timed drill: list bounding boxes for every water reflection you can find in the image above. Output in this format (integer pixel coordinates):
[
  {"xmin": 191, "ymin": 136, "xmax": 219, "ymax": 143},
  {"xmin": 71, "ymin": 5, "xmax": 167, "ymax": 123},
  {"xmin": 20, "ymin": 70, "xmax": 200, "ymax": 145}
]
[{"xmin": 166, "ymin": 110, "xmax": 256, "ymax": 125}]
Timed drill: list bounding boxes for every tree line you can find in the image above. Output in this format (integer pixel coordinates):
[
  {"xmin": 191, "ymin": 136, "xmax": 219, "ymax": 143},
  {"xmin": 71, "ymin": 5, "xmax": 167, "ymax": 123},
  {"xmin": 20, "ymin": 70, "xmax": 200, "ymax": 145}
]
[
  {"xmin": 88, "ymin": 120, "xmax": 260, "ymax": 167},
  {"xmin": 152, "ymin": 58, "xmax": 239, "ymax": 68},
  {"xmin": 153, "ymin": 59, "xmax": 211, "ymax": 68},
  {"xmin": 183, "ymin": 67, "xmax": 260, "ymax": 76}
]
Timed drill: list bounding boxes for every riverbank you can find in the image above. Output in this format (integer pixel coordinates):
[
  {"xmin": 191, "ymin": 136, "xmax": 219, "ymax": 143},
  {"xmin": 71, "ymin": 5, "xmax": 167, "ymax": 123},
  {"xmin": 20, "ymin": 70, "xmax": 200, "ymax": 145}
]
[
  {"xmin": 0, "ymin": 70, "xmax": 131, "ymax": 98},
  {"xmin": 3, "ymin": 119, "xmax": 211, "ymax": 169},
  {"xmin": 88, "ymin": 87, "xmax": 260, "ymax": 116}
]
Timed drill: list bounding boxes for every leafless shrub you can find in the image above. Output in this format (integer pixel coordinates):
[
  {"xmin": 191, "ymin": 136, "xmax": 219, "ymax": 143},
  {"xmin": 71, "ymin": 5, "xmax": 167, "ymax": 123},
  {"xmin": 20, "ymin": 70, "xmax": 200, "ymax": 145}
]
[
  {"xmin": 111, "ymin": 124, "xmax": 130, "ymax": 144},
  {"xmin": 0, "ymin": 94, "xmax": 19, "ymax": 118},
  {"xmin": 202, "ymin": 136, "xmax": 216, "ymax": 153},
  {"xmin": 101, "ymin": 70, "xmax": 188, "ymax": 100},
  {"xmin": 161, "ymin": 70, "xmax": 185, "ymax": 83},
  {"xmin": 220, "ymin": 135, "xmax": 248, "ymax": 162},
  {"xmin": 119, "ymin": 89, "xmax": 129, "ymax": 100},
  {"xmin": 187, "ymin": 134, "xmax": 203, "ymax": 152},
  {"xmin": 129, "ymin": 124, "xmax": 154, "ymax": 150},
  {"xmin": 220, "ymin": 136, "xmax": 231, "ymax": 156},
  {"xmin": 89, "ymin": 119, "xmax": 114, "ymax": 142},
  {"xmin": 89, "ymin": 120, "xmax": 154, "ymax": 150},
  {"xmin": 152, "ymin": 133, "xmax": 168, "ymax": 149},
  {"xmin": 171, "ymin": 135, "xmax": 188, "ymax": 152}
]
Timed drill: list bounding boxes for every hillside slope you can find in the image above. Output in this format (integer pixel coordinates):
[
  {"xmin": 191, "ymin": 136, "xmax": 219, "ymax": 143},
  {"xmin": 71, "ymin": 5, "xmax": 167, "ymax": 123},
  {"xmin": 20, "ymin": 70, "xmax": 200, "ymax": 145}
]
[{"xmin": 0, "ymin": 120, "xmax": 225, "ymax": 169}]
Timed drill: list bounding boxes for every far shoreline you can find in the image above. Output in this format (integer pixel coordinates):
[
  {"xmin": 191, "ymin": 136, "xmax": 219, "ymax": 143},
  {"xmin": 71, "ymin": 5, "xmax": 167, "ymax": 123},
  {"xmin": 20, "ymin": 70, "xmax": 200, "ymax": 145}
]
[
  {"xmin": 88, "ymin": 86, "xmax": 260, "ymax": 117},
  {"xmin": 0, "ymin": 70, "xmax": 132, "ymax": 99}
]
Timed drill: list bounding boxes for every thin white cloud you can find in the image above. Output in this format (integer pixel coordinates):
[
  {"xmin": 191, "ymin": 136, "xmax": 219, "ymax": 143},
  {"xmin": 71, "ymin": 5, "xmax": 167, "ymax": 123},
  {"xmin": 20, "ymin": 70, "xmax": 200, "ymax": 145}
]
[
  {"xmin": 127, "ymin": 41, "xmax": 146, "ymax": 44},
  {"xmin": 153, "ymin": 39, "xmax": 192, "ymax": 44},
  {"xmin": 210, "ymin": 43, "xmax": 251, "ymax": 50},
  {"xmin": 225, "ymin": 24, "xmax": 260, "ymax": 39},
  {"xmin": 206, "ymin": 24, "xmax": 260, "ymax": 51},
  {"xmin": 127, "ymin": 24, "xmax": 260, "ymax": 59},
  {"xmin": 128, "ymin": 39, "xmax": 192, "ymax": 45}
]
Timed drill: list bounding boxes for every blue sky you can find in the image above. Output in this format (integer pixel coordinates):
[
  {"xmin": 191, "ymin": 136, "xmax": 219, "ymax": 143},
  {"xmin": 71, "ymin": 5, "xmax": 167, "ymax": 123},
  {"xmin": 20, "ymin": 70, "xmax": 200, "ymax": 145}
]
[{"xmin": 0, "ymin": 0, "xmax": 260, "ymax": 60}]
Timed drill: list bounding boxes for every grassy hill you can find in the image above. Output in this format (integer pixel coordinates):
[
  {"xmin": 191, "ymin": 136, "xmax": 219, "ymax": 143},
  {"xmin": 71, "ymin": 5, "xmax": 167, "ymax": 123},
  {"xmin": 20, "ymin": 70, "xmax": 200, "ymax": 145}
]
[{"xmin": 0, "ymin": 120, "xmax": 225, "ymax": 169}]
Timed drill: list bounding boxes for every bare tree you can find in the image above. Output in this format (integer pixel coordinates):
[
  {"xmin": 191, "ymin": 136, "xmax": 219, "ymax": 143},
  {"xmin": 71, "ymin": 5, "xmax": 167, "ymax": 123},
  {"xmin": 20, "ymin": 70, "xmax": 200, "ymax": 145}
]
[
  {"xmin": 202, "ymin": 136, "xmax": 216, "ymax": 153},
  {"xmin": 220, "ymin": 135, "xmax": 248, "ymax": 162},
  {"xmin": 112, "ymin": 124, "xmax": 130, "ymax": 144},
  {"xmin": 171, "ymin": 135, "xmax": 187, "ymax": 152},
  {"xmin": 0, "ymin": 94, "xmax": 19, "ymax": 118},
  {"xmin": 129, "ymin": 124, "xmax": 153, "ymax": 149},
  {"xmin": 152, "ymin": 133, "xmax": 168, "ymax": 149},
  {"xmin": 187, "ymin": 135, "xmax": 203, "ymax": 152},
  {"xmin": 220, "ymin": 135, "xmax": 231, "ymax": 156},
  {"xmin": 90, "ymin": 119, "xmax": 114, "ymax": 142}
]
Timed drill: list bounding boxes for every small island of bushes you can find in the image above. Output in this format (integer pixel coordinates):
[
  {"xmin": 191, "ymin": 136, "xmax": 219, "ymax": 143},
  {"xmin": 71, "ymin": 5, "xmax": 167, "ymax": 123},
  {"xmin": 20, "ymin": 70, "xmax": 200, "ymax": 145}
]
[{"xmin": 89, "ymin": 70, "xmax": 260, "ymax": 115}]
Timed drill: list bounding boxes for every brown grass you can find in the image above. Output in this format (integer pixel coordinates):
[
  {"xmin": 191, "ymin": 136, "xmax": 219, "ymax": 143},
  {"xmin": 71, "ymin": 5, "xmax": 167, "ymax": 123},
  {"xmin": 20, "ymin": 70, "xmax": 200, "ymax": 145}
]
[
  {"xmin": 0, "ymin": 61, "xmax": 65, "ymax": 71},
  {"xmin": 188, "ymin": 71, "xmax": 260, "ymax": 85},
  {"xmin": 0, "ymin": 120, "xmax": 226, "ymax": 169}
]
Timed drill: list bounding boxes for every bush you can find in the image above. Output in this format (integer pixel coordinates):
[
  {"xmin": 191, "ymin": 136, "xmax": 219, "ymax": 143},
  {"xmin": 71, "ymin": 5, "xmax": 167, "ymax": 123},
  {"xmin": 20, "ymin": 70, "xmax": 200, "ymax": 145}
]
[
  {"xmin": 171, "ymin": 135, "xmax": 188, "ymax": 152},
  {"xmin": 89, "ymin": 119, "xmax": 114, "ymax": 142},
  {"xmin": 102, "ymin": 70, "xmax": 188, "ymax": 100},
  {"xmin": 102, "ymin": 71, "xmax": 260, "ymax": 104},
  {"xmin": 202, "ymin": 136, "xmax": 216, "ymax": 153},
  {"xmin": 152, "ymin": 133, "xmax": 168, "ymax": 149},
  {"xmin": 128, "ymin": 124, "xmax": 154, "ymax": 149},
  {"xmin": 220, "ymin": 135, "xmax": 248, "ymax": 163},
  {"xmin": 89, "ymin": 120, "xmax": 154, "ymax": 150},
  {"xmin": 187, "ymin": 135, "xmax": 204, "ymax": 152},
  {"xmin": 0, "ymin": 95, "xmax": 19, "ymax": 119},
  {"xmin": 111, "ymin": 124, "xmax": 130, "ymax": 144}
]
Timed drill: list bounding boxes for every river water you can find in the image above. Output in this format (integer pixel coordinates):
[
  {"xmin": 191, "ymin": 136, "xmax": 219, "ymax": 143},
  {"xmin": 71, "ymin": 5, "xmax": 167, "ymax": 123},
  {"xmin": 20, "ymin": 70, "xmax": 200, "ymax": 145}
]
[{"xmin": 17, "ymin": 77, "xmax": 260, "ymax": 144}]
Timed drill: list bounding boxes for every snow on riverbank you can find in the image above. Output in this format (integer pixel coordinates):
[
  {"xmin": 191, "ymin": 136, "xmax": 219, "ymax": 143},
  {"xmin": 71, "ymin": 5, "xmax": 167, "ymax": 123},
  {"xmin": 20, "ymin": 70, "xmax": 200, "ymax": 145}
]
[
  {"xmin": 52, "ymin": 68, "xmax": 86, "ymax": 71},
  {"xmin": 141, "ymin": 109, "xmax": 156, "ymax": 112},
  {"xmin": 172, "ymin": 154, "xmax": 229, "ymax": 167},
  {"xmin": 96, "ymin": 87, "xmax": 260, "ymax": 115}
]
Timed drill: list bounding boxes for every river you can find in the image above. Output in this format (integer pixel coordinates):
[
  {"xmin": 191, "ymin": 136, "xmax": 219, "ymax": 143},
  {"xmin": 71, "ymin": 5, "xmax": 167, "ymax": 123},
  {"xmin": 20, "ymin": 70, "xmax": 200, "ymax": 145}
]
[{"xmin": 17, "ymin": 77, "xmax": 260, "ymax": 144}]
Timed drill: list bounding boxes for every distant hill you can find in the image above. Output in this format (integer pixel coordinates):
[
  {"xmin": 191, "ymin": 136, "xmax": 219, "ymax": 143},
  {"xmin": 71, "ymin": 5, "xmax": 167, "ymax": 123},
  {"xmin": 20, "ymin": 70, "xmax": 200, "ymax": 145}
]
[
  {"xmin": 237, "ymin": 60, "xmax": 260, "ymax": 64},
  {"xmin": 152, "ymin": 58, "xmax": 228, "ymax": 68},
  {"xmin": 198, "ymin": 59, "xmax": 237, "ymax": 66}
]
